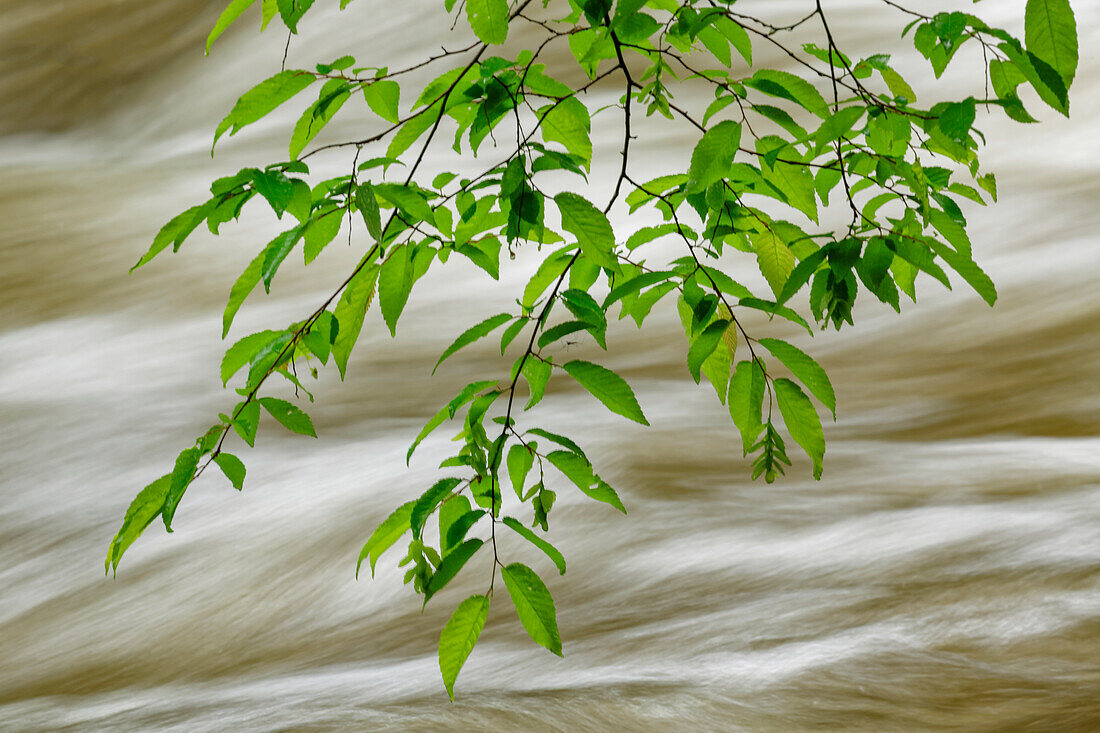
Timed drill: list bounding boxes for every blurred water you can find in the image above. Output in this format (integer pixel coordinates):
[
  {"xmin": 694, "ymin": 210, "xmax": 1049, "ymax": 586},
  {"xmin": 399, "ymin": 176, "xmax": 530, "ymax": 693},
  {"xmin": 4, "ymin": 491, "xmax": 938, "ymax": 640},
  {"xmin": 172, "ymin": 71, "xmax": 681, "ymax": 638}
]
[{"xmin": 1, "ymin": 1, "xmax": 1099, "ymax": 730}]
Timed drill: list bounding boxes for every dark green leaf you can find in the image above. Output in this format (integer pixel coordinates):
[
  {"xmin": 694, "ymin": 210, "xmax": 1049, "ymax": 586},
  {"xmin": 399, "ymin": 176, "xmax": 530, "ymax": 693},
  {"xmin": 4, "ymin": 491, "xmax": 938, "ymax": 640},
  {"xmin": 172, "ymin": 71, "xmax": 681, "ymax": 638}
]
[
  {"xmin": 411, "ymin": 477, "xmax": 463, "ymax": 540},
  {"xmin": 424, "ymin": 539, "xmax": 484, "ymax": 602}
]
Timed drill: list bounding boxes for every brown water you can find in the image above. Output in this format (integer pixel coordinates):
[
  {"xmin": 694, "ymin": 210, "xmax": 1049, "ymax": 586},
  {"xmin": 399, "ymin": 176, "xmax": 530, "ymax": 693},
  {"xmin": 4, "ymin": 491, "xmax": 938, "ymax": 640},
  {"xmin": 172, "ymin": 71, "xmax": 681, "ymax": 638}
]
[{"xmin": 2, "ymin": 1, "xmax": 1099, "ymax": 730}]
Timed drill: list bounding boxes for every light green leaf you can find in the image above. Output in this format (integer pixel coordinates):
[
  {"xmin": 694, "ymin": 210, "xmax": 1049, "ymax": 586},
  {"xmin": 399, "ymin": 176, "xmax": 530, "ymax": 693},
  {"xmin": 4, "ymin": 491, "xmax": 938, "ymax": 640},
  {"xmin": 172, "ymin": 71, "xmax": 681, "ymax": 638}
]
[
  {"xmin": 554, "ymin": 193, "xmax": 616, "ymax": 269},
  {"xmin": 466, "ymin": 0, "xmax": 509, "ymax": 44},
  {"xmin": 522, "ymin": 357, "xmax": 552, "ymax": 410},
  {"xmin": 502, "ymin": 517, "xmax": 566, "ymax": 575},
  {"xmin": 213, "ymin": 452, "xmax": 247, "ymax": 490},
  {"xmin": 303, "ymin": 208, "xmax": 344, "ymax": 264},
  {"xmin": 332, "ymin": 262, "xmax": 379, "ymax": 378},
  {"xmin": 132, "ymin": 203, "xmax": 212, "ymax": 271},
  {"xmin": 751, "ymin": 229, "xmax": 796, "ymax": 298},
  {"xmin": 774, "ymin": 378, "xmax": 825, "ymax": 479},
  {"xmin": 926, "ymin": 239, "xmax": 997, "ymax": 306},
  {"xmin": 507, "ymin": 443, "xmax": 535, "ymax": 499},
  {"xmin": 259, "ymin": 397, "xmax": 317, "ymax": 437},
  {"xmin": 728, "ymin": 360, "xmax": 765, "ymax": 455},
  {"xmin": 745, "ymin": 69, "xmax": 829, "ymax": 118},
  {"xmin": 439, "ymin": 594, "xmax": 490, "ymax": 701},
  {"xmin": 222, "ymin": 246, "xmax": 267, "ymax": 337},
  {"xmin": 1025, "ymin": 0, "xmax": 1078, "ymax": 87},
  {"xmin": 546, "ymin": 450, "xmax": 625, "ymax": 514},
  {"xmin": 687, "ymin": 318, "xmax": 728, "ymax": 384},
  {"xmin": 207, "ymin": 0, "xmax": 257, "ymax": 54},
  {"xmin": 411, "ymin": 477, "xmax": 463, "ymax": 540},
  {"xmin": 356, "ymin": 500, "xmax": 415, "ymax": 577},
  {"xmin": 439, "ymin": 496, "xmax": 473, "ymax": 553},
  {"xmin": 434, "ymin": 313, "xmax": 512, "ymax": 374},
  {"xmin": 501, "ymin": 562, "xmax": 562, "ymax": 655},
  {"xmin": 221, "ymin": 329, "xmax": 284, "ymax": 385},
  {"xmin": 425, "ymin": 538, "xmax": 484, "ymax": 602},
  {"xmin": 758, "ymin": 338, "xmax": 836, "ymax": 418},
  {"xmin": 539, "ymin": 98, "xmax": 592, "ymax": 169},
  {"xmin": 363, "ymin": 79, "xmax": 401, "ymax": 123},
  {"xmin": 562, "ymin": 360, "xmax": 648, "ymax": 425},
  {"xmin": 105, "ymin": 474, "xmax": 171, "ymax": 574},
  {"xmin": 290, "ymin": 83, "xmax": 351, "ymax": 159},
  {"xmin": 214, "ymin": 70, "xmax": 316, "ymax": 150},
  {"xmin": 161, "ymin": 447, "xmax": 200, "ymax": 532},
  {"xmin": 686, "ymin": 120, "xmax": 741, "ymax": 194},
  {"xmin": 378, "ymin": 245, "xmax": 414, "ymax": 337}
]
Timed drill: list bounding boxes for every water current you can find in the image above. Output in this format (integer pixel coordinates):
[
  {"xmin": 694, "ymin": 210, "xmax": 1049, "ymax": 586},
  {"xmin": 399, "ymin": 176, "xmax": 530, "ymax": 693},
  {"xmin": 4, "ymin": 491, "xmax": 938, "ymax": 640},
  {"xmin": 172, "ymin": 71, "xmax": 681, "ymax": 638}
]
[{"xmin": 1, "ymin": 1, "xmax": 1099, "ymax": 730}]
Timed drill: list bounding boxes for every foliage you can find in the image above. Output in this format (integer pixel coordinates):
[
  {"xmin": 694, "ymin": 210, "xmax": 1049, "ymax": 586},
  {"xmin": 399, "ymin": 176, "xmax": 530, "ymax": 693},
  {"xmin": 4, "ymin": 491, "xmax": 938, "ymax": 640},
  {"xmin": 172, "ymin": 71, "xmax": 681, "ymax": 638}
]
[{"xmin": 107, "ymin": 0, "xmax": 1078, "ymax": 698}]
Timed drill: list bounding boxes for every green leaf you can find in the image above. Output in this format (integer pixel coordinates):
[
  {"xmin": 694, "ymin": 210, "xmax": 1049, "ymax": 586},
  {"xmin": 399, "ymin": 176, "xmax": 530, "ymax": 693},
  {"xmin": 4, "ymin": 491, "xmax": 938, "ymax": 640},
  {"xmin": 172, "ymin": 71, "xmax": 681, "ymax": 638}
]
[
  {"xmin": 332, "ymin": 262, "xmax": 379, "ymax": 378},
  {"xmin": 261, "ymin": 226, "xmax": 304, "ymax": 291},
  {"xmin": 774, "ymin": 378, "xmax": 825, "ymax": 479},
  {"xmin": 303, "ymin": 208, "xmax": 344, "ymax": 264},
  {"xmin": 502, "ymin": 517, "xmax": 566, "ymax": 575},
  {"xmin": 687, "ymin": 318, "xmax": 729, "ymax": 384},
  {"xmin": 751, "ymin": 229, "xmax": 796, "ymax": 298},
  {"xmin": 434, "ymin": 313, "xmax": 512, "ymax": 374},
  {"xmin": 522, "ymin": 358, "xmax": 552, "ymax": 410},
  {"xmin": 378, "ymin": 245, "xmax": 414, "ymax": 336},
  {"xmin": 161, "ymin": 447, "xmax": 200, "ymax": 532},
  {"xmin": 728, "ymin": 360, "xmax": 765, "ymax": 454},
  {"xmin": 546, "ymin": 450, "xmax": 626, "ymax": 514},
  {"xmin": 259, "ymin": 397, "xmax": 317, "ymax": 437},
  {"xmin": 105, "ymin": 474, "xmax": 171, "ymax": 574},
  {"xmin": 411, "ymin": 477, "xmax": 463, "ymax": 540},
  {"xmin": 926, "ymin": 240, "xmax": 997, "ymax": 306},
  {"xmin": 1025, "ymin": 0, "xmax": 1078, "ymax": 87},
  {"xmin": 540, "ymin": 98, "xmax": 592, "ymax": 169},
  {"xmin": 221, "ymin": 329, "xmax": 284, "ymax": 385},
  {"xmin": 213, "ymin": 452, "xmax": 247, "ymax": 490},
  {"xmin": 758, "ymin": 338, "xmax": 836, "ymax": 418},
  {"xmin": 355, "ymin": 182, "xmax": 383, "ymax": 242},
  {"xmin": 214, "ymin": 70, "xmax": 316, "ymax": 150},
  {"xmin": 229, "ymin": 400, "xmax": 260, "ymax": 447},
  {"xmin": 745, "ymin": 69, "xmax": 828, "ymax": 118},
  {"xmin": 554, "ymin": 193, "xmax": 616, "ymax": 269},
  {"xmin": 356, "ymin": 500, "xmax": 414, "ymax": 577},
  {"xmin": 439, "ymin": 595, "xmax": 490, "ymax": 701},
  {"xmin": 425, "ymin": 539, "xmax": 484, "ymax": 602},
  {"xmin": 132, "ymin": 203, "xmax": 212, "ymax": 271},
  {"xmin": 507, "ymin": 443, "xmax": 535, "ymax": 499},
  {"xmin": 501, "ymin": 563, "xmax": 562, "ymax": 656},
  {"xmin": 207, "ymin": 0, "xmax": 258, "ymax": 54},
  {"xmin": 222, "ymin": 245, "xmax": 267, "ymax": 337},
  {"xmin": 562, "ymin": 360, "xmax": 648, "ymax": 425},
  {"xmin": 466, "ymin": 0, "xmax": 509, "ymax": 44},
  {"xmin": 290, "ymin": 83, "xmax": 351, "ymax": 159},
  {"xmin": 407, "ymin": 380, "xmax": 498, "ymax": 464},
  {"xmin": 526, "ymin": 428, "xmax": 587, "ymax": 461},
  {"xmin": 363, "ymin": 79, "xmax": 401, "ymax": 123},
  {"xmin": 686, "ymin": 120, "xmax": 741, "ymax": 194}
]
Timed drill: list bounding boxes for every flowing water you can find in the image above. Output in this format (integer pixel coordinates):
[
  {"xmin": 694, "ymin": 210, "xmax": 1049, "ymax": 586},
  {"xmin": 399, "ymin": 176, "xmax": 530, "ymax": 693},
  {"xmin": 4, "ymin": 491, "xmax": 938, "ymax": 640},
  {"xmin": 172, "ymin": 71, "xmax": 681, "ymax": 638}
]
[{"xmin": 2, "ymin": 1, "xmax": 1099, "ymax": 730}]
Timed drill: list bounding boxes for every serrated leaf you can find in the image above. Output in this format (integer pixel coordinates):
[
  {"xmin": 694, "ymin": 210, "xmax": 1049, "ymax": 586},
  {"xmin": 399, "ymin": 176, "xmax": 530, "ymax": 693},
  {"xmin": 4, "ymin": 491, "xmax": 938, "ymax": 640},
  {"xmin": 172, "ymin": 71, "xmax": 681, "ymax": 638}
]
[
  {"xmin": 378, "ymin": 245, "xmax": 414, "ymax": 336},
  {"xmin": 540, "ymin": 97, "xmax": 592, "ymax": 169},
  {"xmin": 774, "ymin": 378, "xmax": 825, "ymax": 479},
  {"xmin": 105, "ymin": 474, "xmax": 171, "ymax": 574},
  {"xmin": 213, "ymin": 452, "xmax": 246, "ymax": 490},
  {"xmin": 425, "ymin": 538, "xmax": 484, "ymax": 602},
  {"xmin": 411, "ymin": 477, "xmax": 463, "ymax": 540},
  {"xmin": 259, "ymin": 396, "xmax": 317, "ymax": 437},
  {"xmin": 758, "ymin": 338, "xmax": 835, "ymax": 418},
  {"xmin": 363, "ymin": 79, "xmax": 401, "ymax": 123},
  {"xmin": 222, "ymin": 246, "xmax": 267, "ymax": 337},
  {"xmin": 207, "ymin": 0, "xmax": 257, "ymax": 55},
  {"xmin": 751, "ymin": 229, "xmax": 796, "ymax": 298},
  {"xmin": 745, "ymin": 69, "xmax": 828, "ymax": 118},
  {"xmin": 290, "ymin": 84, "xmax": 351, "ymax": 159},
  {"xmin": 332, "ymin": 262, "xmax": 379, "ymax": 378},
  {"xmin": 522, "ymin": 356, "xmax": 553, "ymax": 410},
  {"xmin": 554, "ymin": 193, "xmax": 616, "ymax": 269},
  {"xmin": 1025, "ymin": 0, "xmax": 1078, "ymax": 87},
  {"xmin": 466, "ymin": 0, "xmax": 509, "ymax": 44},
  {"xmin": 507, "ymin": 443, "xmax": 535, "ymax": 499},
  {"xmin": 221, "ymin": 329, "xmax": 285, "ymax": 385},
  {"xmin": 502, "ymin": 517, "xmax": 566, "ymax": 575},
  {"xmin": 546, "ymin": 450, "xmax": 626, "ymax": 514},
  {"xmin": 562, "ymin": 360, "xmax": 648, "ymax": 425},
  {"xmin": 728, "ymin": 360, "xmax": 765, "ymax": 454},
  {"xmin": 161, "ymin": 447, "xmax": 200, "ymax": 532},
  {"xmin": 434, "ymin": 313, "xmax": 512, "ymax": 374},
  {"xmin": 687, "ymin": 318, "xmax": 729, "ymax": 384},
  {"xmin": 439, "ymin": 595, "xmax": 490, "ymax": 701},
  {"xmin": 686, "ymin": 120, "xmax": 741, "ymax": 194},
  {"xmin": 356, "ymin": 500, "xmax": 414, "ymax": 577},
  {"xmin": 214, "ymin": 70, "xmax": 316, "ymax": 150},
  {"xmin": 502, "ymin": 562, "xmax": 562, "ymax": 655}
]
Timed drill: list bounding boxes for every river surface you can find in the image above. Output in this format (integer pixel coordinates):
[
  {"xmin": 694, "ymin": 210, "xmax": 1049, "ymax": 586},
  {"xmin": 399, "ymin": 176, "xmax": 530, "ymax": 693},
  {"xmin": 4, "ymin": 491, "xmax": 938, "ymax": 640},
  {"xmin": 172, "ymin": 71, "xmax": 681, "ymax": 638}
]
[{"xmin": 1, "ymin": 1, "xmax": 1099, "ymax": 730}]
